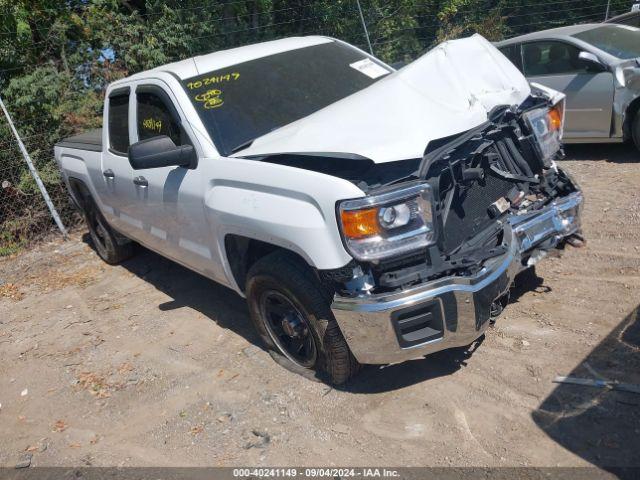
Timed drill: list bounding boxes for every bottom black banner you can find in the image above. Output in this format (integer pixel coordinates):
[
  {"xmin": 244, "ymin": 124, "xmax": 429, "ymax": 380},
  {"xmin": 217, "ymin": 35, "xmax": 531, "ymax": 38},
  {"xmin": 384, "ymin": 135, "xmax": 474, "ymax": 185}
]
[{"xmin": 0, "ymin": 467, "xmax": 636, "ymax": 480}]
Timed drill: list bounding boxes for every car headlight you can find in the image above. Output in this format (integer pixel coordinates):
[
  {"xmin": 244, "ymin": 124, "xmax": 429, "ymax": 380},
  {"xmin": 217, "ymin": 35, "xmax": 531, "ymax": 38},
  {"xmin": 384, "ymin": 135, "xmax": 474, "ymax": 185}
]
[
  {"xmin": 523, "ymin": 104, "xmax": 563, "ymax": 163},
  {"xmin": 337, "ymin": 184, "xmax": 435, "ymax": 262}
]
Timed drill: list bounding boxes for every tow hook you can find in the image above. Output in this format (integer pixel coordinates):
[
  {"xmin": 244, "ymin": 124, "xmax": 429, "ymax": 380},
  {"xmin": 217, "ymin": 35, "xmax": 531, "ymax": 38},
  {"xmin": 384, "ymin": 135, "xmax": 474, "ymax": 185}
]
[
  {"xmin": 490, "ymin": 291, "xmax": 511, "ymax": 325},
  {"xmin": 566, "ymin": 233, "xmax": 586, "ymax": 248}
]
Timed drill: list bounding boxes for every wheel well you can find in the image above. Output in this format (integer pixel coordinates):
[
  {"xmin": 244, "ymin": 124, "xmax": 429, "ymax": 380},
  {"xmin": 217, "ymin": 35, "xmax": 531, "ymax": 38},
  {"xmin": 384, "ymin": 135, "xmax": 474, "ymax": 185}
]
[
  {"xmin": 224, "ymin": 235, "xmax": 311, "ymax": 292},
  {"xmin": 623, "ymin": 96, "xmax": 640, "ymax": 140},
  {"xmin": 67, "ymin": 177, "xmax": 91, "ymax": 210}
]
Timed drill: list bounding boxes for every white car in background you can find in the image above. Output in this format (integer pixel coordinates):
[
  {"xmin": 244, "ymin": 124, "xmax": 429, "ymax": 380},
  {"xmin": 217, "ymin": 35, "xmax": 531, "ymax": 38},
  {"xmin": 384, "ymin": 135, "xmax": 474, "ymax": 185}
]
[{"xmin": 497, "ymin": 24, "xmax": 640, "ymax": 149}]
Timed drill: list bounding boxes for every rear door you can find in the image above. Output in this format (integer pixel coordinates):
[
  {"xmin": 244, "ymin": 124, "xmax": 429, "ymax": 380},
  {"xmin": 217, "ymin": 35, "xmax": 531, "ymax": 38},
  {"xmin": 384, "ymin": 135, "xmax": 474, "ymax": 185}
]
[
  {"xmin": 100, "ymin": 87, "xmax": 140, "ymax": 236},
  {"xmin": 521, "ymin": 40, "xmax": 614, "ymax": 139}
]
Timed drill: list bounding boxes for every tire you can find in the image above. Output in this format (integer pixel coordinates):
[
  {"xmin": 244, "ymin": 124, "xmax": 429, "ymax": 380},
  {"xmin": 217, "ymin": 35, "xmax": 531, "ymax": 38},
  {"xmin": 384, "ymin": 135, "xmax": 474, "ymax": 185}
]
[
  {"xmin": 83, "ymin": 197, "xmax": 134, "ymax": 265},
  {"xmin": 633, "ymin": 112, "xmax": 640, "ymax": 151},
  {"xmin": 246, "ymin": 251, "xmax": 360, "ymax": 385}
]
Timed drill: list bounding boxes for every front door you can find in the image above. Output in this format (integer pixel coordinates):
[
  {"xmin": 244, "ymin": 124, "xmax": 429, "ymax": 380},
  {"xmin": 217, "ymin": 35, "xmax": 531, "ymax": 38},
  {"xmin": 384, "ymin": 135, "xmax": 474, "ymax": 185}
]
[
  {"xmin": 126, "ymin": 81, "xmax": 225, "ymax": 281},
  {"xmin": 522, "ymin": 41, "xmax": 615, "ymax": 139}
]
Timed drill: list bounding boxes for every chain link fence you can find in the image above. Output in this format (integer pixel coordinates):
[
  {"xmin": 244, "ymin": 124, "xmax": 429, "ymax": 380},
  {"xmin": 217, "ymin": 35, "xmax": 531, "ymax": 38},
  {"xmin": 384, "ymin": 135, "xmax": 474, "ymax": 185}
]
[
  {"xmin": 0, "ymin": 0, "xmax": 633, "ymax": 256},
  {"xmin": 0, "ymin": 115, "xmax": 81, "ymax": 256}
]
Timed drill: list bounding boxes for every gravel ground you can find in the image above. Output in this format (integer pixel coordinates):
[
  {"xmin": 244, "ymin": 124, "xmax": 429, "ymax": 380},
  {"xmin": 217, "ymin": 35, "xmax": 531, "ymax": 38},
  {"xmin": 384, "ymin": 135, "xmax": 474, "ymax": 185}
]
[{"xmin": 0, "ymin": 144, "xmax": 638, "ymax": 469}]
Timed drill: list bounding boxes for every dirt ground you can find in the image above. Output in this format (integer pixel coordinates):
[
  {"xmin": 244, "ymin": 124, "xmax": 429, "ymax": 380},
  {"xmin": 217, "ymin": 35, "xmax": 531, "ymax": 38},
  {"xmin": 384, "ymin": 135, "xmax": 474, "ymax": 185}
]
[{"xmin": 1, "ymin": 144, "xmax": 639, "ymax": 469}]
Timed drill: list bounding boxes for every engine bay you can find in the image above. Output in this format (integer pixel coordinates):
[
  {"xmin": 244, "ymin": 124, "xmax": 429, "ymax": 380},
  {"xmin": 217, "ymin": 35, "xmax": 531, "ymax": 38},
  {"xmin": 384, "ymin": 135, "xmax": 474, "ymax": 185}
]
[{"xmin": 324, "ymin": 93, "xmax": 582, "ymax": 296}]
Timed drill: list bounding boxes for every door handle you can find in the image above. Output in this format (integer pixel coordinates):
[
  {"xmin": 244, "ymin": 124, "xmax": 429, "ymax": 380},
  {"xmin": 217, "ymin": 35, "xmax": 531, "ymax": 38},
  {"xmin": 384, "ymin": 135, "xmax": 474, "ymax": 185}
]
[
  {"xmin": 103, "ymin": 169, "xmax": 115, "ymax": 178},
  {"xmin": 133, "ymin": 176, "xmax": 148, "ymax": 187}
]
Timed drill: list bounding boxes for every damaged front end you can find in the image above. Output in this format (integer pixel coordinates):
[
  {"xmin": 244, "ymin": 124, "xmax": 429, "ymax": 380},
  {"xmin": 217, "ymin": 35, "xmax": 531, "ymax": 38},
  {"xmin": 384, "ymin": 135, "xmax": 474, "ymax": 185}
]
[{"xmin": 328, "ymin": 89, "xmax": 583, "ymax": 365}]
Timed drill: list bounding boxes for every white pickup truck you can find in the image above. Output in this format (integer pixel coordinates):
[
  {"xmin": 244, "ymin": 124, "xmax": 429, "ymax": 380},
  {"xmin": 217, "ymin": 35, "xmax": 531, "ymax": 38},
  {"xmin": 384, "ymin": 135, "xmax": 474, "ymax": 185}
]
[{"xmin": 55, "ymin": 35, "xmax": 583, "ymax": 384}]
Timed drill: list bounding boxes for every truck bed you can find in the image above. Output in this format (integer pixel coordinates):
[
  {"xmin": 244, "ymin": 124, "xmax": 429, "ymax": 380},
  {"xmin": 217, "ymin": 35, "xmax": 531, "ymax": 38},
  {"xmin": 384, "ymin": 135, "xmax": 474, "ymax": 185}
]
[{"xmin": 55, "ymin": 129, "xmax": 102, "ymax": 152}]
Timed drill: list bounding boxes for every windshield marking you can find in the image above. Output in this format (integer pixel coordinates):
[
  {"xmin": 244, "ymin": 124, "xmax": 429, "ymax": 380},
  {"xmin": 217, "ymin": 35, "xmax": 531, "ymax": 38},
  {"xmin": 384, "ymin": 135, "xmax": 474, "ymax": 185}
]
[
  {"xmin": 194, "ymin": 89, "xmax": 225, "ymax": 109},
  {"xmin": 181, "ymin": 42, "xmax": 386, "ymax": 156},
  {"xmin": 186, "ymin": 72, "xmax": 240, "ymax": 90}
]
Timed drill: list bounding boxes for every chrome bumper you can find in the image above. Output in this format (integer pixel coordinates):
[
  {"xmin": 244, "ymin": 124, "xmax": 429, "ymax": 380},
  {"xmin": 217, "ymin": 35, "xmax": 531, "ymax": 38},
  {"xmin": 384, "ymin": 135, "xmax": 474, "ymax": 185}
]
[{"xmin": 331, "ymin": 191, "xmax": 583, "ymax": 365}]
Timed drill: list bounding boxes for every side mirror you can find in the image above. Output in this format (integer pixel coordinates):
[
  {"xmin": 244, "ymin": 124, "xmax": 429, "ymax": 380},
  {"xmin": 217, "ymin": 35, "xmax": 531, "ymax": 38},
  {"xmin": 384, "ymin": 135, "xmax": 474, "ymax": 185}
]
[
  {"xmin": 128, "ymin": 136, "xmax": 196, "ymax": 170},
  {"xmin": 578, "ymin": 51, "xmax": 607, "ymax": 72}
]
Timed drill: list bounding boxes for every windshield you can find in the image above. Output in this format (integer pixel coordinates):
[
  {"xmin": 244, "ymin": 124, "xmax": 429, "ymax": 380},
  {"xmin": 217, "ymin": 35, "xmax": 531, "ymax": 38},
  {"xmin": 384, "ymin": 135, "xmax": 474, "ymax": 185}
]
[
  {"xmin": 182, "ymin": 41, "xmax": 391, "ymax": 156},
  {"xmin": 572, "ymin": 25, "xmax": 640, "ymax": 59}
]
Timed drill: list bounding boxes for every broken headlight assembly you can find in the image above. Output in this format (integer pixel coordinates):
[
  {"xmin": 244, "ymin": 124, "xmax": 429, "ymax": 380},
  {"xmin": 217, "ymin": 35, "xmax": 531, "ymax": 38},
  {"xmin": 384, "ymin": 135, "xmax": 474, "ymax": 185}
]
[
  {"xmin": 523, "ymin": 103, "xmax": 564, "ymax": 163},
  {"xmin": 337, "ymin": 184, "xmax": 435, "ymax": 262}
]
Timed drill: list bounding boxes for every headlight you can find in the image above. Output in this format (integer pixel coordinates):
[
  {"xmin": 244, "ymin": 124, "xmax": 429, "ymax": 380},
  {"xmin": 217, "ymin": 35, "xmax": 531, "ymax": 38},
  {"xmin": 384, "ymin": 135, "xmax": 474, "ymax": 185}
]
[
  {"xmin": 523, "ymin": 104, "xmax": 563, "ymax": 163},
  {"xmin": 337, "ymin": 184, "xmax": 435, "ymax": 262}
]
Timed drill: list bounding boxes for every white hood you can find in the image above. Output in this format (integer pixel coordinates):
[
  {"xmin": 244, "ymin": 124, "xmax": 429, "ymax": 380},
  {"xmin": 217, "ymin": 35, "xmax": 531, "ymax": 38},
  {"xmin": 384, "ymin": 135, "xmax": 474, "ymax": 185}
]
[{"xmin": 233, "ymin": 34, "xmax": 531, "ymax": 164}]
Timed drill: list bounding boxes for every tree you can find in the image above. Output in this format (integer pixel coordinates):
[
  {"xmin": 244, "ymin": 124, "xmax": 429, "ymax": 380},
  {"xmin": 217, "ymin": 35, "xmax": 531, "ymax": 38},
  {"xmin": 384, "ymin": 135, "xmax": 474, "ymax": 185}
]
[{"xmin": 0, "ymin": 0, "xmax": 629, "ymax": 253}]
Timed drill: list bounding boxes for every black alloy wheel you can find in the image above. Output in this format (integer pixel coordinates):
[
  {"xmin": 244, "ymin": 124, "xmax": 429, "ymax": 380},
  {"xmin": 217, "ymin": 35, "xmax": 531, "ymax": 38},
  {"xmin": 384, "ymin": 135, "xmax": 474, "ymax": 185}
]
[{"xmin": 259, "ymin": 290, "xmax": 318, "ymax": 368}]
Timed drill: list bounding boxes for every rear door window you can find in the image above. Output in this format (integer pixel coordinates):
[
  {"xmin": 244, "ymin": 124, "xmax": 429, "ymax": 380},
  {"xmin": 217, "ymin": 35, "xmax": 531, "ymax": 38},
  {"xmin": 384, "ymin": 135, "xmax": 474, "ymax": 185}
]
[
  {"xmin": 136, "ymin": 90, "xmax": 183, "ymax": 146},
  {"xmin": 108, "ymin": 92, "xmax": 130, "ymax": 155}
]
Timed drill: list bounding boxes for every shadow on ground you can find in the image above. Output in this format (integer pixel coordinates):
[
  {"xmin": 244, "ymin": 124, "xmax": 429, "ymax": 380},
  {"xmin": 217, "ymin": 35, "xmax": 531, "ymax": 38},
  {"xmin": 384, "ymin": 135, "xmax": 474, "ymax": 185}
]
[
  {"xmin": 509, "ymin": 265, "xmax": 550, "ymax": 303},
  {"xmin": 337, "ymin": 337, "xmax": 484, "ymax": 394},
  {"xmin": 563, "ymin": 143, "xmax": 638, "ymax": 163},
  {"xmin": 83, "ymin": 236, "xmax": 610, "ymax": 399},
  {"xmin": 532, "ymin": 304, "xmax": 640, "ymax": 469},
  {"xmin": 86, "ymin": 235, "xmax": 263, "ymax": 350},
  {"xmin": 82, "ymin": 235, "xmax": 490, "ymax": 392}
]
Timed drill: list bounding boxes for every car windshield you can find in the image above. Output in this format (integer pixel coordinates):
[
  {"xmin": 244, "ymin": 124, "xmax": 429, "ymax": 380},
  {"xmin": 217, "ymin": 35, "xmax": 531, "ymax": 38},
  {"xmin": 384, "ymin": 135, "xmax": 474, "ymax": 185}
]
[
  {"xmin": 572, "ymin": 25, "xmax": 640, "ymax": 59},
  {"xmin": 182, "ymin": 41, "xmax": 391, "ymax": 156}
]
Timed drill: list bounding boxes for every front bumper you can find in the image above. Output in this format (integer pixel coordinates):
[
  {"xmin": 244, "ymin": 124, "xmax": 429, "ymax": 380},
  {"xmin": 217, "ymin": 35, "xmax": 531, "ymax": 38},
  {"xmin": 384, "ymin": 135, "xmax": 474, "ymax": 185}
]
[{"xmin": 331, "ymin": 191, "xmax": 583, "ymax": 365}]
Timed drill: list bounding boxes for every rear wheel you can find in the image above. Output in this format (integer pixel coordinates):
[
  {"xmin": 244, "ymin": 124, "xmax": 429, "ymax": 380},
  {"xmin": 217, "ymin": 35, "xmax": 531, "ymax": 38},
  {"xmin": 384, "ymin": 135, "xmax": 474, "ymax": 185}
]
[
  {"xmin": 246, "ymin": 251, "xmax": 360, "ymax": 384},
  {"xmin": 83, "ymin": 198, "xmax": 134, "ymax": 265}
]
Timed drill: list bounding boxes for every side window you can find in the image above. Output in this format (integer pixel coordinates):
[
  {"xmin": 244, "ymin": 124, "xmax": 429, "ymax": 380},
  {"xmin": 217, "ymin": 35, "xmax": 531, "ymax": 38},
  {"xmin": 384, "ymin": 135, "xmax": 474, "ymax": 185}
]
[
  {"xmin": 108, "ymin": 92, "xmax": 130, "ymax": 155},
  {"xmin": 499, "ymin": 44, "xmax": 523, "ymax": 72},
  {"xmin": 136, "ymin": 90, "xmax": 182, "ymax": 146},
  {"xmin": 522, "ymin": 41, "xmax": 590, "ymax": 76}
]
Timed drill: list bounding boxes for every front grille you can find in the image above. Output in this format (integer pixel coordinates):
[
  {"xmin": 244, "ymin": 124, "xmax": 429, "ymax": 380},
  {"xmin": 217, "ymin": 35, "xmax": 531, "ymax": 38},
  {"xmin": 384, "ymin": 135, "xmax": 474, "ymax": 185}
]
[
  {"xmin": 440, "ymin": 130, "xmax": 536, "ymax": 254},
  {"xmin": 442, "ymin": 170, "xmax": 513, "ymax": 253}
]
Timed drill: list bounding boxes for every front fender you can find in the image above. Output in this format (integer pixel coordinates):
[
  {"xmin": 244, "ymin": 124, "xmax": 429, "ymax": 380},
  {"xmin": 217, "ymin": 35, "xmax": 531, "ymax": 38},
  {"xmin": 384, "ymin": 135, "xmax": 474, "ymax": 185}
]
[
  {"xmin": 206, "ymin": 180, "xmax": 352, "ymax": 269},
  {"xmin": 203, "ymin": 158, "xmax": 366, "ymax": 290}
]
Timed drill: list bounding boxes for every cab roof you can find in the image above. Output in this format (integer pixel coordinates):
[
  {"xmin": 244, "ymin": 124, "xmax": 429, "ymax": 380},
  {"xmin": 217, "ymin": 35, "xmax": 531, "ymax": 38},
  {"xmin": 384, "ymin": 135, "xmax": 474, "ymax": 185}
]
[{"xmin": 110, "ymin": 36, "xmax": 333, "ymax": 86}]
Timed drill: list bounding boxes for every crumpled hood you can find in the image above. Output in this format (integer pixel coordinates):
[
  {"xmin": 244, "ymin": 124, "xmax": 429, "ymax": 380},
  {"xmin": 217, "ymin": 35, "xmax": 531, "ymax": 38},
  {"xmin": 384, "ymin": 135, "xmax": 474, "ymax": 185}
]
[{"xmin": 232, "ymin": 34, "xmax": 531, "ymax": 164}]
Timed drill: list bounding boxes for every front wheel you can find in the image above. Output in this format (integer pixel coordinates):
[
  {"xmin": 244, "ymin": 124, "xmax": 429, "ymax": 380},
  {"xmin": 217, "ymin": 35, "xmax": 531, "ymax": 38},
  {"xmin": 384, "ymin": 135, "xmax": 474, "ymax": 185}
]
[{"xmin": 246, "ymin": 251, "xmax": 360, "ymax": 384}]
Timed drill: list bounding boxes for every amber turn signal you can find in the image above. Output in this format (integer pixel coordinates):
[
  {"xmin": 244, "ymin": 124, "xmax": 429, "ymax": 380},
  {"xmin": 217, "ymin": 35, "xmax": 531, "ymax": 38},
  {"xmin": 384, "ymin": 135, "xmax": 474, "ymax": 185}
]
[
  {"xmin": 548, "ymin": 105, "xmax": 563, "ymax": 132},
  {"xmin": 340, "ymin": 208, "xmax": 381, "ymax": 239}
]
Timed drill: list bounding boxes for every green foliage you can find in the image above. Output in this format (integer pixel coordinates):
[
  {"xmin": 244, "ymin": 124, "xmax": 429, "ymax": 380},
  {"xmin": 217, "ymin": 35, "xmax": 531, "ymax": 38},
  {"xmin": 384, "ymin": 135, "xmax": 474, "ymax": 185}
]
[
  {"xmin": 0, "ymin": 218, "xmax": 27, "ymax": 256},
  {"xmin": 1, "ymin": 0, "xmax": 627, "ymax": 136},
  {"xmin": 0, "ymin": 0, "xmax": 631, "ymax": 251},
  {"xmin": 17, "ymin": 162, "xmax": 61, "ymax": 195}
]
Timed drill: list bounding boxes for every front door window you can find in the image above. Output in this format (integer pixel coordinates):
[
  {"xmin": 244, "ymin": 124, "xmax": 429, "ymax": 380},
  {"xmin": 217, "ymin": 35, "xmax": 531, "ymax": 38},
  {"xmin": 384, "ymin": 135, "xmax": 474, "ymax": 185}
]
[
  {"xmin": 136, "ymin": 91, "xmax": 183, "ymax": 146},
  {"xmin": 522, "ymin": 41, "xmax": 592, "ymax": 76}
]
